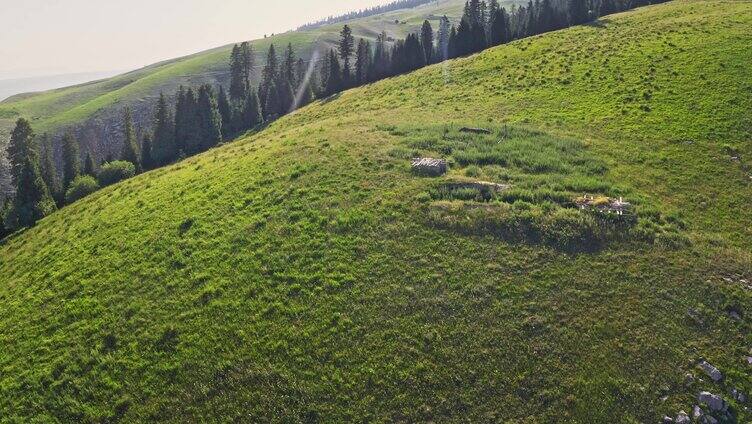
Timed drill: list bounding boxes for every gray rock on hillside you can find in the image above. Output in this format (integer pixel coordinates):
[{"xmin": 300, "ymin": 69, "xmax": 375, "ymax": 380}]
[
  {"xmin": 698, "ymin": 391, "xmax": 727, "ymax": 412},
  {"xmin": 698, "ymin": 360, "xmax": 723, "ymax": 382},
  {"xmin": 730, "ymin": 387, "xmax": 747, "ymax": 403},
  {"xmin": 675, "ymin": 410, "xmax": 690, "ymax": 424},
  {"xmin": 411, "ymin": 157, "xmax": 447, "ymax": 176},
  {"xmin": 693, "ymin": 405, "xmax": 704, "ymax": 420}
]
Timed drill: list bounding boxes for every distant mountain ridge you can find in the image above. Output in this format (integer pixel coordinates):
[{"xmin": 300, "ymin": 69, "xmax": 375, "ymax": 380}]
[
  {"xmin": 0, "ymin": 0, "xmax": 472, "ymax": 157},
  {"xmin": 0, "ymin": 71, "xmax": 125, "ymax": 102}
]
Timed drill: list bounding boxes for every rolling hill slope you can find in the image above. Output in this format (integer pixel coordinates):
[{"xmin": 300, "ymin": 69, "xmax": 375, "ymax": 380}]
[
  {"xmin": 1, "ymin": 0, "xmax": 751, "ymax": 422},
  {"xmin": 0, "ymin": 0, "xmax": 475, "ymax": 152}
]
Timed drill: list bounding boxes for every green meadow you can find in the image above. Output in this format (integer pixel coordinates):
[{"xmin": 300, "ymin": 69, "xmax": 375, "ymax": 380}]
[
  {"xmin": 0, "ymin": 0, "xmax": 473, "ymax": 142},
  {"xmin": 0, "ymin": 0, "xmax": 750, "ymax": 422}
]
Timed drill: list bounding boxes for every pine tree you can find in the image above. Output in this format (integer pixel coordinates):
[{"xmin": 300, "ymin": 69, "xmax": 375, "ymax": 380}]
[
  {"xmin": 324, "ymin": 49, "xmax": 342, "ymax": 96},
  {"xmin": 355, "ymin": 39, "xmax": 371, "ymax": 85},
  {"xmin": 264, "ymin": 79, "xmax": 281, "ymax": 121},
  {"xmin": 217, "ymin": 85, "xmax": 233, "ymax": 138},
  {"xmin": 277, "ymin": 78, "xmax": 295, "ymax": 115},
  {"xmin": 152, "ymin": 93, "xmax": 176, "ymax": 166},
  {"xmin": 448, "ymin": 25, "xmax": 458, "ymax": 58},
  {"xmin": 259, "ymin": 44, "xmax": 278, "ymax": 108},
  {"xmin": 420, "ymin": 20, "xmax": 434, "ymax": 64},
  {"xmin": 568, "ymin": 0, "xmax": 590, "ymax": 25},
  {"xmin": 282, "ymin": 43, "xmax": 297, "ymax": 89},
  {"xmin": 141, "ymin": 133, "xmax": 154, "ymax": 171},
  {"xmin": 525, "ymin": 1, "xmax": 537, "ymax": 36},
  {"xmin": 0, "ymin": 148, "xmax": 13, "ymax": 214},
  {"xmin": 241, "ymin": 89, "xmax": 263, "ymax": 129},
  {"xmin": 240, "ymin": 41, "xmax": 254, "ymax": 89},
  {"xmin": 295, "ymin": 58, "xmax": 307, "ymax": 89},
  {"xmin": 456, "ymin": 17, "xmax": 472, "ymax": 56},
  {"xmin": 175, "ymin": 88, "xmax": 199, "ymax": 154},
  {"xmin": 83, "ymin": 152, "xmax": 96, "ymax": 177},
  {"xmin": 7, "ymin": 118, "xmax": 35, "ymax": 185},
  {"xmin": 599, "ymin": 0, "xmax": 616, "ymax": 16},
  {"xmin": 489, "ymin": 7, "xmax": 511, "ymax": 45},
  {"xmin": 121, "ymin": 108, "xmax": 141, "ymax": 172},
  {"xmin": 488, "ymin": 0, "xmax": 501, "ymax": 29},
  {"xmin": 339, "ymin": 25, "xmax": 355, "ymax": 87},
  {"xmin": 405, "ymin": 33, "xmax": 426, "ymax": 71},
  {"xmin": 196, "ymin": 85, "xmax": 223, "ymax": 152},
  {"xmin": 229, "ymin": 44, "xmax": 247, "ymax": 102},
  {"xmin": 369, "ymin": 32, "xmax": 389, "ymax": 81},
  {"xmin": 61, "ymin": 132, "xmax": 80, "ymax": 191},
  {"xmin": 539, "ymin": 0, "xmax": 558, "ymax": 32},
  {"xmin": 437, "ymin": 16, "xmax": 452, "ymax": 61},
  {"xmin": 38, "ymin": 135, "xmax": 61, "ymax": 205},
  {"xmin": 5, "ymin": 156, "xmax": 56, "ymax": 227},
  {"xmin": 4, "ymin": 119, "xmax": 56, "ymax": 228}
]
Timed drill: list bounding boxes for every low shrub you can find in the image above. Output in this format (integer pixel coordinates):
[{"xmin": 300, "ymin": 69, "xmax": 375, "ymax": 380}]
[
  {"xmin": 464, "ymin": 165, "xmax": 481, "ymax": 177},
  {"xmin": 65, "ymin": 176, "xmax": 100, "ymax": 204},
  {"xmin": 539, "ymin": 208, "xmax": 605, "ymax": 251},
  {"xmin": 98, "ymin": 161, "xmax": 136, "ymax": 187}
]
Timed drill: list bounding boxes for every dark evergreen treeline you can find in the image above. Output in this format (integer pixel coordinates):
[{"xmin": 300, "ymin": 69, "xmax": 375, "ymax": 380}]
[
  {"xmin": 1, "ymin": 0, "xmax": 668, "ymax": 236},
  {"xmin": 296, "ymin": 0, "xmax": 436, "ymax": 31}
]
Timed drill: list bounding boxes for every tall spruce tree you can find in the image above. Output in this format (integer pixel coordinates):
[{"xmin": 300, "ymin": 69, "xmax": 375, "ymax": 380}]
[
  {"xmin": 240, "ymin": 41, "xmax": 254, "ymax": 90},
  {"xmin": 489, "ymin": 7, "xmax": 511, "ymax": 45},
  {"xmin": 295, "ymin": 58, "xmax": 307, "ymax": 89},
  {"xmin": 420, "ymin": 20, "xmax": 434, "ymax": 64},
  {"xmin": 282, "ymin": 43, "xmax": 297, "ymax": 89},
  {"xmin": 355, "ymin": 38, "xmax": 371, "ymax": 85},
  {"xmin": 277, "ymin": 78, "xmax": 295, "ymax": 115},
  {"xmin": 5, "ymin": 119, "xmax": 55, "ymax": 228},
  {"xmin": 121, "ymin": 108, "xmax": 141, "ymax": 172},
  {"xmin": 6, "ymin": 156, "xmax": 56, "ymax": 228},
  {"xmin": 568, "ymin": 0, "xmax": 590, "ymax": 25},
  {"xmin": 259, "ymin": 44, "xmax": 278, "ymax": 108},
  {"xmin": 538, "ymin": 0, "xmax": 558, "ymax": 32},
  {"xmin": 448, "ymin": 25, "xmax": 458, "ymax": 58},
  {"xmin": 38, "ymin": 135, "xmax": 61, "ymax": 205},
  {"xmin": 152, "ymin": 93, "xmax": 176, "ymax": 166},
  {"xmin": 7, "ymin": 118, "xmax": 35, "ymax": 185},
  {"xmin": 241, "ymin": 89, "xmax": 263, "ymax": 129},
  {"xmin": 339, "ymin": 25, "xmax": 355, "ymax": 87},
  {"xmin": 229, "ymin": 44, "xmax": 246, "ymax": 102},
  {"xmin": 405, "ymin": 33, "xmax": 426, "ymax": 71},
  {"xmin": 525, "ymin": 1, "xmax": 537, "ymax": 36},
  {"xmin": 264, "ymin": 79, "xmax": 281, "ymax": 120},
  {"xmin": 141, "ymin": 133, "xmax": 154, "ymax": 171},
  {"xmin": 61, "ymin": 132, "xmax": 80, "ymax": 191},
  {"xmin": 175, "ymin": 88, "xmax": 199, "ymax": 154},
  {"xmin": 217, "ymin": 85, "xmax": 233, "ymax": 138},
  {"xmin": 370, "ymin": 32, "xmax": 389, "ymax": 81},
  {"xmin": 196, "ymin": 85, "xmax": 223, "ymax": 152},
  {"xmin": 324, "ymin": 49, "xmax": 342, "ymax": 96},
  {"xmin": 0, "ymin": 148, "xmax": 12, "ymax": 215},
  {"xmin": 83, "ymin": 152, "xmax": 96, "ymax": 177},
  {"xmin": 455, "ymin": 17, "xmax": 473, "ymax": 56}
]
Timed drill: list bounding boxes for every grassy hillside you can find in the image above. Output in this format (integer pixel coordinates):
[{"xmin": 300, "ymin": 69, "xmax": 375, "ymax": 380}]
[
  {"xmin": 0, "ymin": 0, "xmax": 473, "ymax": 145},
  {"xmin": 1, "ymin": 0, "xmax": 751, "ymax": 422}
]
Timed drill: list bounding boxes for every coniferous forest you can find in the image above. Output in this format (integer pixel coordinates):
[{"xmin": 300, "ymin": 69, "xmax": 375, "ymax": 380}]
[{"xmin": 0, "ymin": 0, "xmax": 669, "ymax": 236}]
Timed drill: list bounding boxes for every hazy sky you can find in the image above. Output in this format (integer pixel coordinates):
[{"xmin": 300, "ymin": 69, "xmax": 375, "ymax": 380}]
[{"xmin": 0, "ymin": 0, "xmax": 392, "ymax": 79}]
